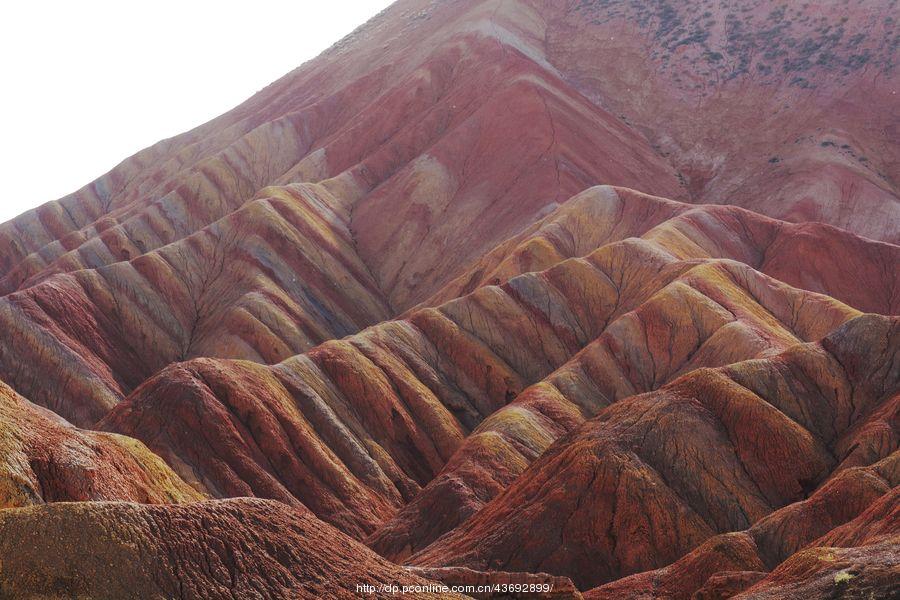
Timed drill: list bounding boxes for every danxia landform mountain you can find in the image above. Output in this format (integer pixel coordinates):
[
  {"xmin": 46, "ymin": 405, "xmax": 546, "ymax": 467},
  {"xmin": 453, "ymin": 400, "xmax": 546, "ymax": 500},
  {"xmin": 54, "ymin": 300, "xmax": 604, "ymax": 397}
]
[{"xmin": 1, "ymin": 1, "xmax": 898, "ymax": 598}]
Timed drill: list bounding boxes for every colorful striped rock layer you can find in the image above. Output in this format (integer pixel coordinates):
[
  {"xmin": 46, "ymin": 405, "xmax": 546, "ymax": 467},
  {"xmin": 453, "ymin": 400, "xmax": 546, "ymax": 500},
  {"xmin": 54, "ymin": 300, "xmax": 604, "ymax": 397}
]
[{"xmin": 1, "ymin": 0, "xmax": 898, "ymax": 598}]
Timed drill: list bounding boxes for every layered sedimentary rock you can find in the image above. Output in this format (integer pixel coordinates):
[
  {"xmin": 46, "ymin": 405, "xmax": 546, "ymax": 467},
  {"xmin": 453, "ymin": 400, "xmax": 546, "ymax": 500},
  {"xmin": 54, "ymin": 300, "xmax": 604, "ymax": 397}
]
[
  {"xmin": 0, "ymin": 379, "xmax": 200, "ymax": 508},
  {"xmin": 584, "ymin": 453, "xmax": 899, "ymax": 599},
  {"xmin": 408, "ymin": 314, "xmax": 899, "ymax": 589},
  {"xmin": 1, "ymin": 0, "xmax": 898, "ymax": 597},
  {"xmin": 2, "ymin": 0, "xmax": 896, "ymax": 313},
  {"xmin": 0, "ymin": 183, "xmax": 393, "ymax": 426},
  {"xmin": 2, "ymin": 0, "xmax": 895, "ymax": 304},
  {"xmin": 733, "ymin": 486, "xmax": 900, "ymax": 599},
  {"xmin": 369, "ymin": 189, "xmax": 897, "ymax": 559},
  {"xmin": 8, "ymin": 185, "xmax": 896, "ymax": 433},
  {"xmin": 103, "ymin": 193, "xmax": 873, "ymax": 543},
  {"xmin": 0, "ymin": 499, "xmax": 462, "ymax": 599},
  {"xmin": 423, "ymin": 186, "xmax": 900, "ymax": 316},
  {"xmin": 734, "ymin": 539, "xmax": 899, "ymax": 599},
  {"xmin": 0, "ymin": 8, "xmax": 684, "ymax": 307}
]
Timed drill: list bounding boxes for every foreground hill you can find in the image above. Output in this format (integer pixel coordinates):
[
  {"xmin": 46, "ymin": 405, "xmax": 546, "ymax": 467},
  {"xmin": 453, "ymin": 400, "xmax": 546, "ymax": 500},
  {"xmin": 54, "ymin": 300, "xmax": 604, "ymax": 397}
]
[
  {"xmin": 584, "ymin": 454, "xmax": 898, "ymax": 598},
  {"xmin": 0, "ymin": 499, "xmax": 463, "ymax": 599},
  {"xmin": 0, "ymin": 379, "xmax": 200, "ymax": 508},
  {"xmin": 408, "ymin": 315, "xmax": 899, "ymax": 589},
  {"xmin": 732, "ymin": 487, "xmax": 899, "ymax": 599}
]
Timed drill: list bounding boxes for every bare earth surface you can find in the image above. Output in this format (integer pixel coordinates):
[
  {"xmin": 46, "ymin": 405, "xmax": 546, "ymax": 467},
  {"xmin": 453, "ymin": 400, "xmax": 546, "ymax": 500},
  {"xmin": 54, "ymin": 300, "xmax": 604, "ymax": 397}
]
[{"xmin": 0, "ymin": 0, "xmax": 898, "ymax": 598}]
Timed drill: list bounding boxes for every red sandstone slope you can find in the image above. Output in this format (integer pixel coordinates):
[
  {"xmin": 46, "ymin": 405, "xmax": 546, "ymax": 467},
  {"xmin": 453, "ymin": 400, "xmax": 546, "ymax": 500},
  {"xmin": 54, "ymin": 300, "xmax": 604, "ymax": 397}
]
[
  {"xmin": 0, "ymin": 1, "xmax": 684, "ymax": 310},
  {"xmin": 100, "ymin": 194, "xmax": 872, "ymax": 541},
  {"xmin": 368, "ymin": 255, "xmax": 864, "ymax": 559},
  {"xmin": 3, "ymin": 0, "xmax": 896, "ymax": 304},
  {"xmin": 0, "ymin": 499, "xmax": 463, "ymax": 599},
  {"xmin": 0, "ymin": 0, "xmax": 894, "ymax": 437},
  {"xmin": 4, "ymin": 186, "xmax": 896, "ymax": 432},
  {"xmin": 0, "ymin": 1, "xmax": 898, "ymax": 598},
  {"xmin": 584, "ymin": 452, "xmax": 898, "ymax": 599},
  {"xmin": 731, "ymin": 485, "xmax": 900, "ymax": 599},
  {"xmin": 408, "ymin": 314, "xmax": 899, "ymax": 590},
  {"xmin": 369, "ymin": 186, "xmax": 899, "ymax": 559},
  {"xmin": 0, "ymin": 183, "xmax": 393, "ymax": 426},
  {"xmin": 422, "ymin": 186, "xmax": 900, "ymax": 315},
  {"xmin": 0, "ymin": 379, "xmax": 201, "ymax": 508}
]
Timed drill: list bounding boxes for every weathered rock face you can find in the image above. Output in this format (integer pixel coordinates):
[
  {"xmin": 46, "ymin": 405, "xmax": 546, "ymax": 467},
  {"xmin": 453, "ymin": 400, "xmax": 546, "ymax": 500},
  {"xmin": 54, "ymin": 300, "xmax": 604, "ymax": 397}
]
[
  {"xmin": 408, "ymin": 315, "xmax": 899, "ymax": 589},
  {"xmin": 734, "ymin": 485, "xmax": 900, "ymax": 599},
  {"xmin": 1, "ymin": 0, "xmax": 898, "ymax": 597},
  {"xmin": 0, "ymin": 379, "xmax": 201, "ymax": 508},
  {"xmin": 0, "ymin": 499, "xmax": 464, "ymax": 600},
  {"xmin": 1, "ymin": 1, "xmax": 895, "ymax": 301},
  {"xmin": 735, "ymin": 540, "xmax": 900, "ymax": 600},
  {"xmin": 4, "ymin": 185, "xmax": 896, "ymax": 432},
  {"xmin": 100, "ymin": 192, "xmax": 875, "ymax": 541},
  {"xmin": 368, "ymin": 193, "xmax": 894, "ymax": 561},
  {"xmin": 0, "ymin": 183, "xmax": 394, "ymax": 427},
  {"xmin": 423, "ymin": 186, "xmax": 900, "ymax": 316},
  {"xmin": 1, "ymin": 1, "xmax": 694, "ymax": 303},
  {"xmin": 535, "ymin": 0, "xmax": 900, "ymax": 242},
  {"xmin": 584, "ymin": 453, "xmax": 899, "ymax": 599}
]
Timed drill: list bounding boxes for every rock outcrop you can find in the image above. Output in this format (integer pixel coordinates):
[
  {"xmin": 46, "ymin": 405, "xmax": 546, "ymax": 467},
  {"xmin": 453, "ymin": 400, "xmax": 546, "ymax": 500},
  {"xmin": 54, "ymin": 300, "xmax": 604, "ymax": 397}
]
[
  {"xmin": 0, "ymin": 183, "xmax": 393, "ymax": 426},
  {"xmin": 0, "ymin": 379, "xmax": 200, "ymax": 508},
  {"xmin": 101, "ymin": 194, "xmax": 870, "ymax": 540},
  {"xmin": 5, "ymin": 186, "xmax": 895, "ymax": 432},
  {"xmin": 584, "ymin": 453, "xmax": 899, "ymax": 599},
  {"xmin": 408, "ymin": 315, "xmax": 899, "ymax": 589},
  {"xmin": 368, "ymin": 192, "xmax": 895, "ymax": 560},
  {"xmin": 734, "ymin": 485, "xmax": 900, "ymax": 599},
  {"xmin": 0, "ymin": 498, "xmax": 463, "ymax": 599}
]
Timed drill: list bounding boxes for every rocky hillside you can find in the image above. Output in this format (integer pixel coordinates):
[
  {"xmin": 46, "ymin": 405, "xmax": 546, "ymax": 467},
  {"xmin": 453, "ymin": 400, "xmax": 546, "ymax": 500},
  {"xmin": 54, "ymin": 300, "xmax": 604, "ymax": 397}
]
[
  {"xmin": 0, "ymin": 0, "xmax": 897, "ymax": 597},
  {"xmin": 0, "ymin": 499, "xmax": 464, "ymax": 599}
]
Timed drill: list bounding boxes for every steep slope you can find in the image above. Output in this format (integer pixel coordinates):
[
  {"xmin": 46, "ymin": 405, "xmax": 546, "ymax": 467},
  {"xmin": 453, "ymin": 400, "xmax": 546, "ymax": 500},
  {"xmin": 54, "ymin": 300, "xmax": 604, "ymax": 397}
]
[
  {"xmin": 423, "ymin": 187, "xmax": 900, "ymax": 315},
  {"xmin": 101, "ymin": 191, "xmax": 868, "ymax": 540},
  {"xmin": 0, "ymin": 499, "xmax": 463, "ymax": 599},
  {"xmin": 3, "ymin": 0, "xmax": 895, "ymax": 301},
  {"xmin": 6, "ymin": 186, "xmax": 895, "ymax": 430},
  {"xmin": 408, "ymin": 314, "xmax": 899, "ymax": 589},
  {"xmin": 734, "ymin": 539, "xmax": 899, "ymax": 599},
  {"xmin": 0, "ymin": 0, "xmax": 894, "ymax": 449},
  {"xmin": 535, "ymin": 0, "xmax": 900, "ymax": 241},
  {"xmin": 585, "ymin": 452, "xmax": 898, "ymax": 599},
  {"xmin": 0, "ymin": 0, "xmax": 897, "ymax": 597},
  {"xmin": 5, "ymin": 0, "xmax": 896, "ymax": 307},
  {"xmin": 369, "ymin": 185, "xmax": 900, "ymax": 559},
  {"xmin": 0, "ymin": 183, "xmax": 392, "ymax": 426},
  {"xmin": 0, "ymin": 379, "xmax": 201, "ymax": 508},
  {"xmin": 733, "ymin": 487, "xmax": 900, "ymax": 599},
  {"xmin": 0, "ymin": 1, "xmax": 684, "ymax": 312},
  {"xmin": 369, "ymin": 255, "xmax": 866, "ymax": 559}
]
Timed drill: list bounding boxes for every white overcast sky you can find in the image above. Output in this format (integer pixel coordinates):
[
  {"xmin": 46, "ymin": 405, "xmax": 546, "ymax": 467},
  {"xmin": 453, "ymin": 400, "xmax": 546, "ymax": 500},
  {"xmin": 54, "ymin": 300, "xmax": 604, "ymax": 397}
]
[{"xmin": 0, "ymin": 1, "xmax": 393, "ymax": 224}]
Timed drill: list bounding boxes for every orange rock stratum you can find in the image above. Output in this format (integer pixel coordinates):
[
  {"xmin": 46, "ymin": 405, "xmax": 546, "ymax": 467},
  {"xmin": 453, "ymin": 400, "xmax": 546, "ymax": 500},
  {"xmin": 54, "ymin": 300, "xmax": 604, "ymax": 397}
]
[{"xmin": 1, "ymin": 0, "xmax": 898, "ymax": 598}]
